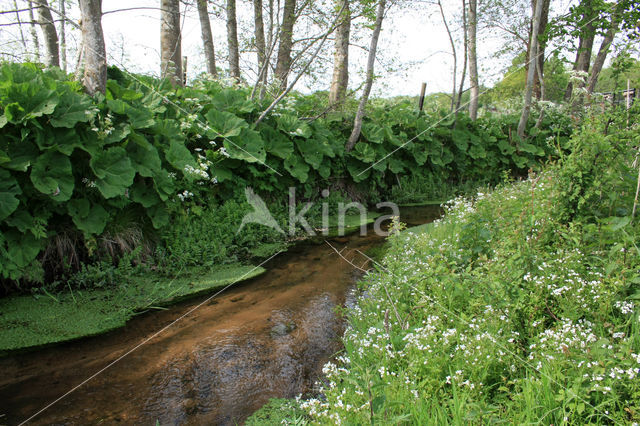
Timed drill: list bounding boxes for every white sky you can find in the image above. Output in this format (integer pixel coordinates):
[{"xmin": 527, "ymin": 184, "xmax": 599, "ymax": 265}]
[{"xmin": 0, "ymin": 0, "xmax": 607, "ymax": 98}]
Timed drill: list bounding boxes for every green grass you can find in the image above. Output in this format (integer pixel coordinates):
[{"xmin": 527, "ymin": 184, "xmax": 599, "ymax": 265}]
[
  {"xmin": 0, "ymin": 263, "xmax": 265, "ymax": 354},
  {"xmin": 293, "ymin": 168, "xmax": 640, "ymax": 423}
]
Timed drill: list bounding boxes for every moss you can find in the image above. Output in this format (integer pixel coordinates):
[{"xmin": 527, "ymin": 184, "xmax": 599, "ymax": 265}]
[{"xmin": 0, "ymin": 263, "xmax": 265, "ymax": 354}]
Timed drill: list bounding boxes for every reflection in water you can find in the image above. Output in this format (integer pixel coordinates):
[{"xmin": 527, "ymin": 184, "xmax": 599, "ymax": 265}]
[{"xmin": 0, "ymin": 206, "xmax": 440, "ymax": 425}]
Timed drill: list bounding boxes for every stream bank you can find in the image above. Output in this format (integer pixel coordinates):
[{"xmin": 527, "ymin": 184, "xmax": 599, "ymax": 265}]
[{"xmin": 0, "ymin": 205, "xmax": 441, "ymax": 425}]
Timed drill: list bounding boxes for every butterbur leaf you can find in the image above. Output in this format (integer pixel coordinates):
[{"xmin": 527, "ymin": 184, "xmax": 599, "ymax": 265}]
[
  {"xmin": 296, "ymin": 138, "xmax": 324, "ymax": 169},
  {"xmin": 50, "ymin": 90, "xmax": 95, "ymax": 128},
  {"xmin": 30, "ymin": 151, "xmax": 74, "ymax": 201},
  {"xmin": 284, "ymin": 153, "xmax": 309, "ymax": 183},
  {"xmin": 5, "ymin": 229, "xmax": 43, "ymax": 269},
  {"xmin": 67, "ymin": 199, "xmax": 109, "ymax": 235},
  {"xmin": 261, "ymin": 126, "xmax": 294, "ymax": 159},
  {"xmin": 0, "ymin": 169, "xmax": 21, "ymax": 220},
  {"xmin": 205, "ymin": 109, "xmax": 248, "ymax": 139},
  {"xmin": 346, "ymin": 158, "xmax": 371, "ymax": 182},
  {"xmin": 353, "ymin": 142, "xmax": 376, "ymax": 163},
  {"xmin": 147, "ymin": 204, "xmax": 170, "ymax": 229},
  {"xmin": 362, "ymin": 123, "xmax": 385, "ymax": 143},
  {"xmin": 225, "ymin": 128, "xmax": 266, "ymax": 164},
  {"xmin": 90, "ymin": 147, "xmax": 136, "ymax": 198},
  {"xmin": 127, "ymin": 132, "xmax": 162, "ymax": 177},
  {"xmin": 166, "ymin": 139, "xmax": 196, "ymax": 172},
  {"xmin": 130, "ymin": 180, "xmax": 161, "ymax": 207},
  {"xmin": 3, "ymin": 140, "xmax": 38, "ymax": 172},
  {"xmin": 277, "ymin": 115, "xmax": 311, "ymax": 138}
]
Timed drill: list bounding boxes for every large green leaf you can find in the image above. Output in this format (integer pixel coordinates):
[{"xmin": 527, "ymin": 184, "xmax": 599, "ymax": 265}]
[
  {"xmin": 205, "ymin": 109, "xmax": 248, "ymax": 139},
  {"xmin": 277, "ymin": 115, "xmax": 312, "ymax": 138},
  {"xmin": 362, "ymin": 123, "xmax": 385, "ymax": 144},
  {"xmin": 4, "ymin": 230, "xmax": 43, "ymax": 269},
  {"xmin": 210, "ymin": 88, "xmax": 255, "ymax": 113},
  {"xmin": 0, "ymin": 169, "xmax": 21, "ymax": 220},
  {"xmin": 284, "ymin": 153, "xmax": 310, "ymax": 183},
  {"xmin": 225, "ymin": 128, "xmax": 266, "ymax": 164},
  {"xmin": 50, "ymin": 90, "xmax": 96, "ymax": 128},
  {"xmin": 106, "ymin": 99, "xmax": 155, "ymax": 129},
  {"xmin": 130, "ymin": 180, "xmax": 162, "ymax": 208},
  {"xmin": 30, "ymin": 151, "xmax": 74, "ymax": 201},
  {"xmin": 296, "ymin": 138, "xmax": 325, "ymax": 169},
  {"xmin": 67, "ymin": 199, "xmax": 109, "ymax": 235},
  {"xmin": 1, "ymin": 83, "xmax": 58, "ymax": 124},
  {"xmin": 352, "ymin": 142, "xmax": 376, "ymax": 163},
  {"xmin": 147, "ymin": 204, "xmax": 170, "ymax": 229},
  {"xmin": 452, "ymin": 129, "xmax": 470, "ymax": 151},
  {"xmin": 262, "ymin": 126, "xmax": 294, "ymax": 159},
  {"xmin": 2, "ymin": 140, "xmax": 38, "ymax": 172},
  {"xmin": 90, "ymin": 147, "xmax": 136, "ymax": 198},
  {"xmin": 346, "ymin": 158, "xmax": 371, "ymax": 183},
  {"xmin": 166, "ymin": 139, "xmax": 196, "ymax": 172},
  {"xmin": 127, "ymin": 131, "xmax": 162, "ymax": 177}
]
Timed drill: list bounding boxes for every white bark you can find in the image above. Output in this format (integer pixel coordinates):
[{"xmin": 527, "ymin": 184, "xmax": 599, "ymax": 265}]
[
  {"xmin": 517, "ymin": 0, "xmax": 544, "ymax": 139},
  {"xmin": 346, "ymin": 0, "xmax": 386, "ymax": 152},
  {"xmin": 79, "ymin": 0, "xmax": 106, "ymax": 95}
]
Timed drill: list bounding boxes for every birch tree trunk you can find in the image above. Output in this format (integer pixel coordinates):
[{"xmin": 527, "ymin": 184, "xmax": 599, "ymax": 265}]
[
  {"xmin": 467, "ymin": 0, "xmax": 479, "ymax": 120},
  {"xmin": 532, "ymin": 0, "xmax": 550, "ymax": 99},
  {"xmin": 36, "ymin": 0, "xmax": 59, "ymax": 67},
  {"xmin": 79, "ymin": 0, "xmax": 106, "ymax": 95},
  {"xmin": 197, "ymin": 0, "xmax": 218, "ymax": 77},
  {"xmin": 587, "ymin": 18, "xmax": 617, "ymax": 93},
  {"xmin": 275, "ymin": 0, "xmax": 296, "ymax": 89},
  {"xmin": 160, "ymin": 0, "xmax": 183, "ymax": 86},
  {"xmin": 437, "ymin": 0, "xmax": 456, "ymax": 113},
  {"xmin": 517, "ymin": 0, "xmax": 543, "ymax": 139},
  {"xmin": 27, "ymin": 1, "xmax": 41, "ymax": 62},
  {"xmin": 253, "ymin": 0, "xmax": 267, "ymax": 86},
  {"xmin": 329, "ymin": 0, "xmax": 350, "ymax": 105},
  {"xmin": 346, "ymin": 0, "xmax": 386, "ymax": 152},
  {"xmin": 226, "ymin": 0, "xmax": 241, "ymax": 80},
  {"xmin": 59, "ymin": 0, "xmax": 67, "ymax": 71},
  {"xmin": 457, "ymin": 0, "xmax": 468, "ymax": 112}
]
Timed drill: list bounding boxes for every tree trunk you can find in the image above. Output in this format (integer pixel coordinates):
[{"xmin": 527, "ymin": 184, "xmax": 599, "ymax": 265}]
[
  {"xmin": 468, "ymin": 0, "xmax": 480, "ymax": 119},
  {"xmin": 587, "ymin": 19, "xmax": 617, "ymax": 93},
  {"xmin": 456, "ymin": 0, "xmax": 468, "ymax": 112},
  {"xmin": 437, "ymin": 0, "xmax": 456, "ymax": 113},
  {"xmin": 59, "ymin": 0, "xmax": 67, "ymax": 71},
  {"xmin": 532, "ymin": 0, "xmax": 550, "ymax": 99},
  {"xmin": 253, "ymin": 0, "xmax": 267, "ymax": 86},
  {"xmin": 160, "ymin": 0, "xmax": 183, "ymax": 86},
  {"xmin": 197, "ymin": 0, "xmax": 218, "ymax": 77},
  {"xmin": 226, "ymin": 0, "xmax": 241, "ymax": 80},
  {"xmin": 346, "ymin": 0, "xmax": 386, "ymax": 152},
  {"xmin": 36, "ymin": 0, "xmax": 59, "ymax": 67},
  {"xmin": 13, "ymin": 0, "xmax": 28, "ymax": 54},
  {"xmin": 275, "ymin": 0, "xmax": 296, "ymax": 89},
  {"xmin": 27, "ymin": 1, "xmax": 41, "ymax": 62},
  {"xmin": 79, "ymin": 0, "xmax": 106, "ymax": 95},
  {"xmin": 517, "ymin": 0, "xmax": 543, "ymax": 139},
  {"xmin": 329, "ymin": 0, "xmax": 351, "ymax": 105},
  {"xmin": 565, "ymin": 2, "xmax": 595, "ymax": 100}
]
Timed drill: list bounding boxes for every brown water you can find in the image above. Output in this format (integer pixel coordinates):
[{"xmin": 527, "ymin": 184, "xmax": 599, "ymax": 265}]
[{"xmin": 0, "ymin": 206, "xmax": 440, "ymax": 425}]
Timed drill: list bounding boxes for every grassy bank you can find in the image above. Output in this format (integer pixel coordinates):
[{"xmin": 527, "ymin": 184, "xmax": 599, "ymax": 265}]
[{"xmin": 264, "ymin": 115, "xmax": 640, "ymax": 424}]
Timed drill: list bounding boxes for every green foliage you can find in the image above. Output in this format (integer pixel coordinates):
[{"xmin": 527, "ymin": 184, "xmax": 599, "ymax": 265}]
[
  {"xmin": 0, "ymin": 62, "xmax": 572, "ymax": 289},
  {"xmin": 245, "ymin": 398, "xmax": 309, "ymax": 425},
  {"xmin": 295, "ymin": 111, "xmax": 640, "ymax": 423}
]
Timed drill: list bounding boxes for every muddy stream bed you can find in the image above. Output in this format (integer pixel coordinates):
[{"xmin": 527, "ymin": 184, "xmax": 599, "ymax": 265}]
[{"xmin": 0, "ymin": 206, "xmax": 440, "ymax": 425}]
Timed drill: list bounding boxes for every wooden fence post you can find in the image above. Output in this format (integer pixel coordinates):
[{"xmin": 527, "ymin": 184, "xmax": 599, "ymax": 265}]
[{"xmin": 418, "ymin": 82, "xmax": 427, "ymax": 112}]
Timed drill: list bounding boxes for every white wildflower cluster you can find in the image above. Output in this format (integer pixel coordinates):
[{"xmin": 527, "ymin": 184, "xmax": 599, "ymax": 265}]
[
  {"xmin": 81, "ymin": 177, "xmax": 97, "ymax": 188},
  {"xmin": 183, "ymin": 153, "xmax": 219, "ymax": 184},
  {"xmin": 92, "ymin": 112, "xmax": 115, "ymax": 137},
  {"xmin": 177, "ymin": 190, "xmax": 193, "ymax": 202},
  {"xmin": 614, "ymin": 300, "xmax": 635, "ymax": 315}
]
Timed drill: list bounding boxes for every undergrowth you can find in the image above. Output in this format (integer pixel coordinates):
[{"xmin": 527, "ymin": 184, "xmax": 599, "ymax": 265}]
[{"xmin": 285, "ymin": 108, "xmax": 640, "ymax": 423}]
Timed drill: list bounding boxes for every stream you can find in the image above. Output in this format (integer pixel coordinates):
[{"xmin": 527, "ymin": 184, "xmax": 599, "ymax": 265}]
[{"xmin": 0, "ymin": 205, "xmax": 441, "ymax": 425}]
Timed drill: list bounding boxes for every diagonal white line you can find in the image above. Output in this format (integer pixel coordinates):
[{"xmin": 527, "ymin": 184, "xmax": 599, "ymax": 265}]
[{"xmin": 18, "ymin": 251, "xmax": 283, "ymax": 425}]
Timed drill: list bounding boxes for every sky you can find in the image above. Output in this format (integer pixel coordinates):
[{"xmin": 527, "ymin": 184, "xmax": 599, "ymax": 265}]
[{"xmin": 0, "ymin": 0, "xmax": 602, "ymax": 98}]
